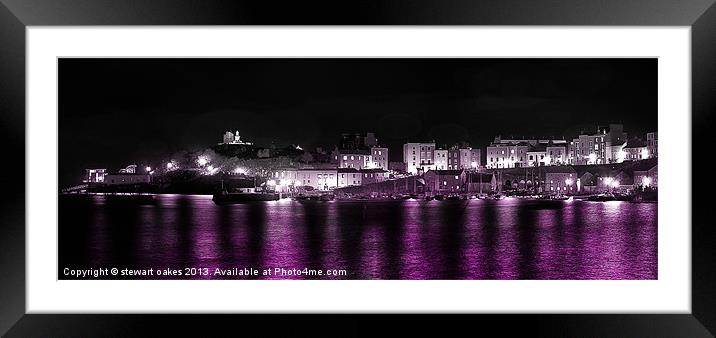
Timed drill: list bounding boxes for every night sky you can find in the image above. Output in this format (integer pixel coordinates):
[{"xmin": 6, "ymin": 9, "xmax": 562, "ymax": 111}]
[{"xmin": 59, "ymin": 58, "xmax": 656, "ymax": 186}]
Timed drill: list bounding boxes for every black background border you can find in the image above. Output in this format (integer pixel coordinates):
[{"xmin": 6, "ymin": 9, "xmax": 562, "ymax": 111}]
[{"xmin": 1, "ymin": 1, "xmax": 714, "ymax": 336}]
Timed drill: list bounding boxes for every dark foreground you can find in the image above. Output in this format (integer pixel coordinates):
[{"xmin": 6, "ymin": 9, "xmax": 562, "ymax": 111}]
[{"xmin": 59, "ymin": 195, "xmax": 657, "ymax": 280}]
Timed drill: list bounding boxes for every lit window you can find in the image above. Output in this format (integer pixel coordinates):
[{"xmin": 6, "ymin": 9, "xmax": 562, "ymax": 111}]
[
  {"xmin": 343, "ymin": 155, "xmax": 347, "ymax": 160},
  {"xmin": 443, "ymin": 181, "xmax": 447, "ymax": 186}
]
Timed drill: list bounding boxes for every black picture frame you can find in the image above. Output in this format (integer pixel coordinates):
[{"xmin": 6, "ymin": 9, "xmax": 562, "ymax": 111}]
[{"xmin": 1, "ymin": 1, "xmax": 713, "ymax": 336}]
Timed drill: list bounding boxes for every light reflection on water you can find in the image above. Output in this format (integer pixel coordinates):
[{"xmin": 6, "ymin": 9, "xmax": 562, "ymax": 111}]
[{"xmin": 59, "ymin": 195, "xmax": 657, "ymax": 280}]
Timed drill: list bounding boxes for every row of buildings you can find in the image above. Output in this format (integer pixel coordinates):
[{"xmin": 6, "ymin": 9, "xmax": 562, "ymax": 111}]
[{"xmin": 485, "ymin": 124, "xmax": 657, "ymax": 168}]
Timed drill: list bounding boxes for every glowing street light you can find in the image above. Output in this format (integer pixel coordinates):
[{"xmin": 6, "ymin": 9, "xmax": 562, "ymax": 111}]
[
  {"xmin": 166, "ymin": 162, "xmax": 174, "ymax": 169},
  {"xmin": 617, "ymin": 150, "xmax": 627, "ymax": 163},
  {"xmin": 588, "ymin": 153, "xmax": 597, "ymax": 164},
  {"xmin": 197, "ymin": 157, "xmax": 208, "ymax": 166},
  {"xmin": 642, "ymin": 176, "xmax": 652, "ymax": 187},
  {"xmin": 145, "ymin": 166, "xmax": 152, "ymax": 172}
]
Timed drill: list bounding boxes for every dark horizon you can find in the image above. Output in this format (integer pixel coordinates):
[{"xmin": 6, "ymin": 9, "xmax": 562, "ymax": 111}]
[{"xmin": 59, "ymin": 58, "xmax": 657, "ymax": 186}]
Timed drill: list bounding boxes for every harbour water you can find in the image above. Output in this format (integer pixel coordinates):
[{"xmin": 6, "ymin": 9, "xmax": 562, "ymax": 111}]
[{"xmin": 59, "ymin": 194, "xmax": 657, "ymax": 280}]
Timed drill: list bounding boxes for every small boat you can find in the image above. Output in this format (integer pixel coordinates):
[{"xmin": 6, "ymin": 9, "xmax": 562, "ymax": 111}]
[
  {"xmin": 446, "ymin": 194, "xmax": 462, "ymax": 201},
  {"xmin": 212, "ymin": 192, "xmax": 280, "ymax": 204}
]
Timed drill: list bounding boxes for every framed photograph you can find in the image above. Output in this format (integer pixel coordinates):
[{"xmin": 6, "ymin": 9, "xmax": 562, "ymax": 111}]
[{"xmin": 1, "ymin": 1, "xmax": 713, "ymax": 336}]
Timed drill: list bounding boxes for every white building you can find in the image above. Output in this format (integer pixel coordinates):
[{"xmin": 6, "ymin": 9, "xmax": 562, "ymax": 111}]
[
  {"xmin": 434, "ymin": 149, "xmax": 448, "ymax": 170},
  {"xmin": 84, "ymin": 169, "xmax": 107, "ymax": 183},
  {"xmin": 546, "ymin": 145, "xmax": 567, "ymax": 165},
  {"xmin": 527, "ymin": 147, "xmax": 548, "ymax": 167},
  {"xmin": 486, "ymin": 143, "xmax": 529, "ymax": 168},
  {"xmin": 339, "ymin": 151, "xmax": 371, "ymax": 170},
  {"xmin": 568, "ymin": 124, "xmax": 627, "ymax": 165},
  {"xmin": 275, "ymin": 168, "xmax": 338, "ymax": 191},
  {"xmin": 337, "ymin": 168, "xmax": 362, "ymax": 187},
  {"xmin": 403, "ymin": 142, "xmax": 436, "ymax": 175}
]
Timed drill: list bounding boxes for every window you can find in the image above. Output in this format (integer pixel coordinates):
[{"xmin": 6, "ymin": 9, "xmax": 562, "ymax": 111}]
[
  {"xmin": 343, "ymin": 155, "xmax": 347, "ymax": 160},
  {"xmin": 511, "ymin": 149, "xmax": 515, "ymax": 154},
  {"xmin": 455, "ymin": 175, "xmax": 459, "ymax": 179},
  {"xmin": 443, "ymin": 181, "xmax": 447, "ymax": 186}
]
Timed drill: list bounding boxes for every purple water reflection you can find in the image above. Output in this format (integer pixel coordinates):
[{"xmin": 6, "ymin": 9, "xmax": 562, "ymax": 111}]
[{"xmin": 59, "ymin": 195, "xmax": 657, "ymax": 280}]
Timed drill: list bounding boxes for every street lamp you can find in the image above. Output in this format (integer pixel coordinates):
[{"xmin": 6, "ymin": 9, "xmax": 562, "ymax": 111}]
[
  {"xmin": 145, "ymin": 166, "xmax": 152, "ymax": 172},
  {"xmin": 166, "ymin": 162, "xmax": 173, "ymax": 169},
  {"xmin": 588, "ymin": 153, "xmax": 597, "ymax": 164},
  {"xmin": 197, "ymin": 157, "xmax": 208, "ymax": 166}
]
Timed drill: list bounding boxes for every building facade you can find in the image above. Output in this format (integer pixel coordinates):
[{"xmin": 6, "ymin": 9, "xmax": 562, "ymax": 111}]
[
  {"xmin": 447, "ymin": 148, "xmax": 460, "ymax": 170},
  {"xmin": 337, "ymin": 168, "xmax": 362, "ymax": 187},
  {"xmin": 486, "ymin": 143, "xmax": 529, "ymax": 168},
  {"xmin": 423, "ymin": 169, "xmax": 466, "ymax": 194},
  {"xmin": 646, "ymin": 132, "xmax": 658, "ymax": 158},
  {"xmin": 543, "ymin": 166, "xmax": 577, "ymax": 194},
  {"xmin": 466, "ymin": 172, "xmax": 496, "ymax": 193},
  {"xmin": 403, "ymin": 142, "xmax": 436, "ymax": 175},
  {"xmin": 546, "ymin": 145, "xmax": 567, "ymax": 165},
  {"xmin": 434, "ymin": 149, "xmax": 448, "ymax": 170},
  {"xmin": 370, "ymin": 147, "xmax": 389, "ymax": 169},
  {"xmin": 84, "ymin": 168, "xmax": 107, "ymax": 183},
  {"xmin": 622, "ymin": 139, "xmax": 648, "ymax": 161},
  {"xmin": 276, "ymin": 168, "xmax": 338, "ymax": 191},
  {"xmin": 359, "ymin": 169, "xmax": 389, "ymax": 185},
  {"xmin": 633, "ymin": 164, "xmax": 658, "ymax": 188},
  {"xmin": 568, "ymin": 124, "xmax": 627, "ymax": 165},
  {"xmin": 339, "ymin": 151, "xmax": 371, "ymax": 170}
]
